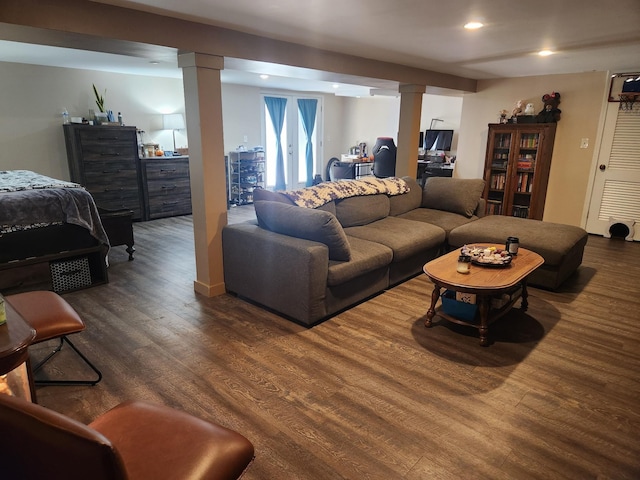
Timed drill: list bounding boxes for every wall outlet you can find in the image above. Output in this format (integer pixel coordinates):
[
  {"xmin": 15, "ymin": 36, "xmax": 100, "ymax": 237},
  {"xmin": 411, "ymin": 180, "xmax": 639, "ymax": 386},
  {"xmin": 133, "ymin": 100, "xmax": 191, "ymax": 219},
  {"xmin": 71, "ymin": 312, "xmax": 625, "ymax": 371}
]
[
  {"xmin": 580, "ymin": 138, "xmax": 589, "ymax": 149},
  {"xmin": 243, "ymin": 135, "xmax": 248, "ymax": 143}
]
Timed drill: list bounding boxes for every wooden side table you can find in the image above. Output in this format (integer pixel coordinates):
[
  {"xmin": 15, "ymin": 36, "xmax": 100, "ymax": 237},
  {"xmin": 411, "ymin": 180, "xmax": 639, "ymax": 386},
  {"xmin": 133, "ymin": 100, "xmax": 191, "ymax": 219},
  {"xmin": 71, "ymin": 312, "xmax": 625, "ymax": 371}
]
[{"xmin": 423, "ymin": 245, "xmax": 544, "ymax": 346}]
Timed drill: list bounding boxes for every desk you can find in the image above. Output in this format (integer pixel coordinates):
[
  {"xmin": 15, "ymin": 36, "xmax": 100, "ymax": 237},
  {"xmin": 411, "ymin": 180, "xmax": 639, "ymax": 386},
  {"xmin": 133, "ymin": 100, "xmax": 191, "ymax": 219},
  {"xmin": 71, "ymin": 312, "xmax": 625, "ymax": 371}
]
[
  {"xmin": 0, "ymin": 302, "xmax": 36, "ymax": 400},
  {"xmin": 329, "ymin": 159, "xmax": 373, "ymax": 180},
  {"xmin": 417, "ymin": 161, "xmax": 454, "ymax": 187}
]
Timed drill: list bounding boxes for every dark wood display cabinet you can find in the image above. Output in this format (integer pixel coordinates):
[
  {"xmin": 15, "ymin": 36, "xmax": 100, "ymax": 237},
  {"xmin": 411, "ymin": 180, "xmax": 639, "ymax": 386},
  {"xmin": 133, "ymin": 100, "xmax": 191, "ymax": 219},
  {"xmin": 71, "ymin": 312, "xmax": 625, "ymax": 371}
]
[
  {"xmin": 64, "ymin": 124, "xmax": 144, "ymax": 220},
  {"xmin": 140, "ymin": 156, "xmax": 192, "ymax": 220},
  {"xmin": 482, "ymin": 123, "xmax": 556, "ymax": 220}
]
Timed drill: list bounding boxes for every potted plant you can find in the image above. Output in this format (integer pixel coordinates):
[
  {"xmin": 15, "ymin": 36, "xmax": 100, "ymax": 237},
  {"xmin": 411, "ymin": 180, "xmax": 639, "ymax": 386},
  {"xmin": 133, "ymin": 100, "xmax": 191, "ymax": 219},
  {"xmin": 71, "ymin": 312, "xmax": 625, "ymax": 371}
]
[{"xmin": 92, "ymin": 84, "xmax": 108, "ymax": 124}]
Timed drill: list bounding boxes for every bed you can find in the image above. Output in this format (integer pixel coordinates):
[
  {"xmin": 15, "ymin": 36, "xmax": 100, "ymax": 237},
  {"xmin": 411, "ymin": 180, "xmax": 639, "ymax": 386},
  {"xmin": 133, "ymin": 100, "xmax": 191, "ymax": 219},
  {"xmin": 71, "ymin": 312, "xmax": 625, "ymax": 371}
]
[{"xmin": 0, "ymin": 170, "xmax": 110, "ymax": 293}]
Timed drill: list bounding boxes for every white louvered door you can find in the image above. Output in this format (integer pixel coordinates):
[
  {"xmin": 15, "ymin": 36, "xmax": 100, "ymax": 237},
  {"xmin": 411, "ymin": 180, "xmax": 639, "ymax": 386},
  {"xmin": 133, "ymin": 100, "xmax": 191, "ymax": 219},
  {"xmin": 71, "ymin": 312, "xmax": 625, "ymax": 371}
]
[{"xmin": 586, "ymin": 103, "xmax": 640, "ymax": 240}]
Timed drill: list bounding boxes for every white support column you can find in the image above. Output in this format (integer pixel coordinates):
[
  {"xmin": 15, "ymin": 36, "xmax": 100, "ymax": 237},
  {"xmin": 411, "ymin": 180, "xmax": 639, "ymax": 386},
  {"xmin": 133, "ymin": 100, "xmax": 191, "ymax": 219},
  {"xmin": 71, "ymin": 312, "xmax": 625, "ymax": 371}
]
[
  {"xmin": 396, "ymin": 84, "xmax": 426, "ymax": 179},
  {"xmin": 178, "ymin": 52, "xmax": 227, "ymax": 297}
]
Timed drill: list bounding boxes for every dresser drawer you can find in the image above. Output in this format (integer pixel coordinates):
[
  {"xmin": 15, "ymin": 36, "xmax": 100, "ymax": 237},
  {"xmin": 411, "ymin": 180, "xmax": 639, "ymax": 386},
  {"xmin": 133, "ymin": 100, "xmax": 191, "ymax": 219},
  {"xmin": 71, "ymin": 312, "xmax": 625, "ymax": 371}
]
[
  {"xmin": 145, "ymin": 174, "xmax": 191, "ymax": 195},
  {"xmin": 83, "ymin": 158, "xmax": 138, "ymax": 176},
  {"xmin": 80, "ymin": 146, "xmax": 137, "ymax": 163},
  {"xmin": 147, "ymin": 194, "xmax": 192, "ymax": 219},
  {"xmin": 141, "ymin": 157, "xmax": 191, "ymax": 219},
  {"xmin": 79, "ymin": 129, "xmax": 136, "ymax": 147}
]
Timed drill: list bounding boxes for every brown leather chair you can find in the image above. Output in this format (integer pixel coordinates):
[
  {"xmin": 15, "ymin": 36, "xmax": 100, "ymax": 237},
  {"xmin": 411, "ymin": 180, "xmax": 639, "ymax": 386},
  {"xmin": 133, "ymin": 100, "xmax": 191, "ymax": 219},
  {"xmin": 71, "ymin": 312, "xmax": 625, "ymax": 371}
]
[
  {"xmin": 6, "ymin": 290, "xmax": 102, "ymax": 386},
  {"xmin": 0, "ymin": 394, "xmax": 255, "ymax": 480}
]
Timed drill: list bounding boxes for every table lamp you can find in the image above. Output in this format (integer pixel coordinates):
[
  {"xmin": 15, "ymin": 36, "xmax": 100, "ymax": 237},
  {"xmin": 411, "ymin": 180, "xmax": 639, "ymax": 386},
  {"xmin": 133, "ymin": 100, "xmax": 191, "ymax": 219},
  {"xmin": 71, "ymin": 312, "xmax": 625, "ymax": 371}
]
[{"xmin": 163, "ymin": 113, "xmax": 185, "ymax": 153}]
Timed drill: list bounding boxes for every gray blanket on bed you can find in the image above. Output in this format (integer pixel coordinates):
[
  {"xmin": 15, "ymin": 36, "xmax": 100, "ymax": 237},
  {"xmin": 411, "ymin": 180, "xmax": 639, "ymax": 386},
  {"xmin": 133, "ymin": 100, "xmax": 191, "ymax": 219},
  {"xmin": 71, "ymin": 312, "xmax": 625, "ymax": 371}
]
[{"xmin": 0, "ymin": 170, "xmax": 109, "ymax": 246}]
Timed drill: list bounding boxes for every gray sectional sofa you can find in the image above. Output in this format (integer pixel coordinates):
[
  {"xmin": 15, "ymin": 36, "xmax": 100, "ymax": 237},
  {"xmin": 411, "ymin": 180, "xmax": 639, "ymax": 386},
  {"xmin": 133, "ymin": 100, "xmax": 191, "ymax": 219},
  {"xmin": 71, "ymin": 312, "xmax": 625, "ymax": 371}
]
[{"xmin": 222, "ymin": 176, "xmax": 588, "ymax": 326}]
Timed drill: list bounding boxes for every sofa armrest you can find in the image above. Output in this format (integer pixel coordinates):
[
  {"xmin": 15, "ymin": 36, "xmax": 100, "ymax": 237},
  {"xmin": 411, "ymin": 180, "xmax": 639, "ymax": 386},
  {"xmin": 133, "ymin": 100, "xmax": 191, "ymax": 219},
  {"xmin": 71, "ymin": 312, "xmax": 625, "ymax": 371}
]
[
  {"xmin": 222, "ymin": 223, "xmax": 330, "ymax": 325},
  {"xmin": 475, "ymin": 198, "xmax": 486, "ymax": 218}
]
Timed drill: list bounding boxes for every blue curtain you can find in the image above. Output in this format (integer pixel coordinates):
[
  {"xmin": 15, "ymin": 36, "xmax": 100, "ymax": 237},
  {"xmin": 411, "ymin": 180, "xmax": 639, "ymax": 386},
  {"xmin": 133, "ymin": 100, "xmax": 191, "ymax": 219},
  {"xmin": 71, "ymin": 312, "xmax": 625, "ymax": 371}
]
[
  {"xmin": 264, "ymin": 96, "xmax": 287, "ymax": 191},
  {"xmin": 297, "ymin": 99, "xmax": 318, "ymax": 187}
]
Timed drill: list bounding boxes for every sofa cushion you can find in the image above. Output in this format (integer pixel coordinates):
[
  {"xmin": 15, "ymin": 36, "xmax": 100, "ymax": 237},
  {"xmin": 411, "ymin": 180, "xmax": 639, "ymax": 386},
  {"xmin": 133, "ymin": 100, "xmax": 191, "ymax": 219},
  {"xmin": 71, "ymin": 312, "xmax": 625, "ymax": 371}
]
[
  {"xmin": 327, "ymin": 236, "xmax": 392, "ymax": 286},
  {"xmin": 389, "ymin": 177, "xmax": 423, "ymax": 216},
  {"xmin": 253, "ymin": 188, "xmax": 295, "ymax": 205},
  {"xmin": 254, "ymin": 200, "xmax": 351, "ymax": 261},
  {"xmin": 448, "ymin": 215, "xmax": 588, "ymax": 266},
  {"xmin": 253, "ymin": 188, "xmax": 336, "ymax": 215},
  {"xmin": 422, "ymin": 177, "xmax": 485, "ymax": 218},
  {"xmin": 344, "ymin": 217, "xmax": 446, "ymax": 262},
  {"xmin": 398, "ymin": 208, "xmax": 478, "ymax": 237},
  {"xmin": 335, "ymin": 194, "xmax": 390, "ymax": 227}
]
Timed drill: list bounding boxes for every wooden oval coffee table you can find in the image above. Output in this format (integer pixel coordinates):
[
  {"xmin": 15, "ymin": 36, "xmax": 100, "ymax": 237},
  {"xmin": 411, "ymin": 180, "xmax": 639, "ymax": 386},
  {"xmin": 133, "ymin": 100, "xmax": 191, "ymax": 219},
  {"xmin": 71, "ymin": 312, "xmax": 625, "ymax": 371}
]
[{"xmin": 423, "ymin": 245, "xmax": 544, "ymax": 346}]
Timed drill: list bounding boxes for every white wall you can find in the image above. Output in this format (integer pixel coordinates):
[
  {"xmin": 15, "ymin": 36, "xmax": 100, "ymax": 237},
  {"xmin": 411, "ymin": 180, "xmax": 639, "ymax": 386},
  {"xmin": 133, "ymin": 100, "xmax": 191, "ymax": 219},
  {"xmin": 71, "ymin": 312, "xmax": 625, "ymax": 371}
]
[
  {"xmin": 0, "ymin": 61, "xmax": 186, "ymax": 180},
  {"xmin": 420, "ymin": 94, "xmax": 464, "ymax": 155},
  {"xmin": 340, "ymin": 96, "xmax": 400, "ymax": 156},
  {"xmin": 0, "ymin": 60, "xmax": 465, "ymax": 185},
  {"xmin": 220, "ymin": 84, "xmax": 348, "ymax": 174}
]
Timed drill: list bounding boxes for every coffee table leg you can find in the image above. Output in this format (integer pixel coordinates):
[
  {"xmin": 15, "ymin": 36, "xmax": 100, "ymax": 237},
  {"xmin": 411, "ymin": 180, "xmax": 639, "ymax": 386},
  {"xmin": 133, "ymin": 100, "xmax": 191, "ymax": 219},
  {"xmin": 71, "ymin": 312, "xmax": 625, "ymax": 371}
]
[
  {"xmin": 425, "ymin": 284, "xmax": 441, "ymax": 327},
  {"xmin": 478, "ymin": 297, "xmax": 490, "ymax": 346},
  {"xmin": 521, "ymin": 279, "xmax": 529, "ymax": 311}
]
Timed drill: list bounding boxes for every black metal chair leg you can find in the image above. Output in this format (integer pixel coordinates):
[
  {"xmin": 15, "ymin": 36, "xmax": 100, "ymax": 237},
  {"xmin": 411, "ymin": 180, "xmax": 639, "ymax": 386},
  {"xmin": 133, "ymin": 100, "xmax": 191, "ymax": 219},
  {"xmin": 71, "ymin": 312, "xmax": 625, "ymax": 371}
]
[{"xmin": 33, "ymin": 336, "xmax": 102, "ymax": 386}]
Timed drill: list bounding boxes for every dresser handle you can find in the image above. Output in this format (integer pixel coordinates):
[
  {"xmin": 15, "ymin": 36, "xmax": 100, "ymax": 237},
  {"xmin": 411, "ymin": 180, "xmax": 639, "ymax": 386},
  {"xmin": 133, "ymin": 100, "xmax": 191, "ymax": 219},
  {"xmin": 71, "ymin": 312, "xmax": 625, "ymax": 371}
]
[
  {"xmin": 161, "ymin": 185, "xmax": 177, "ymax": 189},
  {"xmin": 160, "ymin": 169, "xmax": 177, "ymax": 173},
  {"xmin": 163, "ymin": 201, "xmax": 178, "ymax": 206},
  {"xmin": 100, "ymin": 153, "xmax": 121, "ymax": 156}
]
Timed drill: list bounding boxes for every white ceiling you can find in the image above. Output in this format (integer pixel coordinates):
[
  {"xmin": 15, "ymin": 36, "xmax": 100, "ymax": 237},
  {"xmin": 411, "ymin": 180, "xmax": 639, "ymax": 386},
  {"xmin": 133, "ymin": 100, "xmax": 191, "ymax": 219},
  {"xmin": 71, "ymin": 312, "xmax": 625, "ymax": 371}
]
[{"xmin": 1, "ymin": 0, "xmax": 639, "ymax": 95}]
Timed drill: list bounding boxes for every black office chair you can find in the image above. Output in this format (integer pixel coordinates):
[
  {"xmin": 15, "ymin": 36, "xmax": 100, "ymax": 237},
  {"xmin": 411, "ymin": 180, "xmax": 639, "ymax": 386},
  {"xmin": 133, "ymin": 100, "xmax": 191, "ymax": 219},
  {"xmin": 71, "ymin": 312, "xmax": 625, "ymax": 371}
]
[
  {"xmin": 372, "ymin": 137, "xmax": 396, "ymax": 178},
  {"xmin": 327, "ymin": 157, "xmax": 356, "ymax": 181}
]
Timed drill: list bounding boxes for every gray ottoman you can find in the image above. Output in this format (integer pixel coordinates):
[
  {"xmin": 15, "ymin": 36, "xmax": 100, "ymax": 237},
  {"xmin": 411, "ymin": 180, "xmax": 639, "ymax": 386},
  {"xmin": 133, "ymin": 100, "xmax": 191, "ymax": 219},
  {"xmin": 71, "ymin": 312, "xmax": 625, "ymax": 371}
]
[{"xmin": 449, "ymin": 216, "xmax": 588, "ymax": 290}]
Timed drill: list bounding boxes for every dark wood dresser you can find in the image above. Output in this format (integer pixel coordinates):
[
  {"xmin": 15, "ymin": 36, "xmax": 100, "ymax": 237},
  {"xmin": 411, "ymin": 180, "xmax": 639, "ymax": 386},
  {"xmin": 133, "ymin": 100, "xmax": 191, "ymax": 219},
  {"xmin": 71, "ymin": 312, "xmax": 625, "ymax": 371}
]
[
  {"xmin": 64, "ymin": 124, "xmax": 144, "ymax": 220},
  {"xmin": 140, "ymin": 156, "xmax": 192, "ymax": 220}
]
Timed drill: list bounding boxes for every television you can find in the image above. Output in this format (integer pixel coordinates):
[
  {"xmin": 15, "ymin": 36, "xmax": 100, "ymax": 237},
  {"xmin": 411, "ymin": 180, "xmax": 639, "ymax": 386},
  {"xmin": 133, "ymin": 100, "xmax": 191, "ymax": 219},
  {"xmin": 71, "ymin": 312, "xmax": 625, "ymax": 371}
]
[{"xmin": 424, "ymin": 129, "xmax": 454, "ymax": 151}]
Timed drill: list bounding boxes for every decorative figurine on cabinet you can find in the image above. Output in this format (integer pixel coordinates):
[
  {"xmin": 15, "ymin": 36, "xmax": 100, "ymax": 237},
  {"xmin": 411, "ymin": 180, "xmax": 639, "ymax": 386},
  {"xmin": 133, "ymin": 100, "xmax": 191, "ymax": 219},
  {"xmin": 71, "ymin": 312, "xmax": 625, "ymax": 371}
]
[
  {"xmin": 512, "ymin": 99, "xmax": 524, "ymax": 118},
  {"xmin": 536, "ymin": 92, "xmax": 562, "ymax": 123},
  {"xmin": 524, "ymin": 103, "xmax": 535, "ymax": 116}
]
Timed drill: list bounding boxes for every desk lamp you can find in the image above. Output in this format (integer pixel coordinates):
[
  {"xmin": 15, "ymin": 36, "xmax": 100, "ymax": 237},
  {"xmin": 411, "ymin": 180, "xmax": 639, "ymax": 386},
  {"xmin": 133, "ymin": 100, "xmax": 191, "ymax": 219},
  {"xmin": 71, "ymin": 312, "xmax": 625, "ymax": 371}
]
[{"xmin": 163, "ymin": 113, "xmax": 185, "ymax": 153}]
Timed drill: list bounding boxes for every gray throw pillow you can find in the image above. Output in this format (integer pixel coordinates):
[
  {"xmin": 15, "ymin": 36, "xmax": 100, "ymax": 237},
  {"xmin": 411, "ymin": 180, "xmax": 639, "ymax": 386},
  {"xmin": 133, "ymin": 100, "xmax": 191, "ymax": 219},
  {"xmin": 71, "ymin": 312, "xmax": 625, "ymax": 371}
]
[
  {"xmin": 254, "ymin": 200, "xmax": 351, "ymax": 261},
  {"xmin": 422, "ymin": 177, "xmax": 485, "ymax": 217}
]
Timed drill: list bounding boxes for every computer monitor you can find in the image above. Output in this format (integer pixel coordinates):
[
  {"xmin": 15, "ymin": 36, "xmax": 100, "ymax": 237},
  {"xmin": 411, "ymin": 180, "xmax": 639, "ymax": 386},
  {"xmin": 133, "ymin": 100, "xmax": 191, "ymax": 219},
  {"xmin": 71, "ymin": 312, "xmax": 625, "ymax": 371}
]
[{"xmin": 424, "ymin": 129, "xmax": 453, "ymax": 151}]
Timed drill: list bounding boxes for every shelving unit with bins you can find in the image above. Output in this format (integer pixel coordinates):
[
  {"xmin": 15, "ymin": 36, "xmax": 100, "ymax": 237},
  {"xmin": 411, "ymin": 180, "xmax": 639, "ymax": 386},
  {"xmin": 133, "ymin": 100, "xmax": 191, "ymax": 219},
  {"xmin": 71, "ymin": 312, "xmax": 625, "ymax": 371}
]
[
  {"xmin": 228, "ymin": 150, "xmax": 265, "ymax": 205},
  {"xmin": 482, "ymin": 123, "xmax": 556, "ymax": 220}
]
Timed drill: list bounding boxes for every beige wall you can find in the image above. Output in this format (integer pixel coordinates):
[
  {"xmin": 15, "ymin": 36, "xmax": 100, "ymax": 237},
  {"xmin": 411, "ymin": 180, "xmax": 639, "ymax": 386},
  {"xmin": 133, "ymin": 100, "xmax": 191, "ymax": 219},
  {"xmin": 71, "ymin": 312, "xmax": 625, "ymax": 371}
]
[
  {"xmin": 220, "ymin": 84, "xmax": 349, "ymax": 173},
  {"xmin": 0, "ymin": 61, "xmax": 185, "ymax": 180},
  {"xmin": 0, "ymin": 60, "xmax": 366, "ymax": 181},
  {"xmin": 457, "ymin": 71, "xmax": 609, "ymax": 226},
  {"xmin": 341, "ymin": 96, "xmax": 401, "ymax": 154}
]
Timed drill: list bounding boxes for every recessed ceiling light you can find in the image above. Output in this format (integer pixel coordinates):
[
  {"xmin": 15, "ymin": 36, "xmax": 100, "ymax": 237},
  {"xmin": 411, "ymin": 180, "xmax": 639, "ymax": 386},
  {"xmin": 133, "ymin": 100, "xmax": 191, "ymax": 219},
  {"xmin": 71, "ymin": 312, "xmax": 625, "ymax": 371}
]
[
  {"xmin": 538, "ymin": 50, "xmax": 554, "ymax": 56},
  {"xmin": 259, "ymin": 74, "xmax": 269, "ymax": 80},
  {"xmin": 464, "ymin": 21, "xmax": 484, "ymax": 30},
  {"xmin": 149, "ymin": 61, "xmax": 159, "ymax": 65},
  {"xmin": 332, "ymin": 84, "xmax": 340, "ymax": 89}
]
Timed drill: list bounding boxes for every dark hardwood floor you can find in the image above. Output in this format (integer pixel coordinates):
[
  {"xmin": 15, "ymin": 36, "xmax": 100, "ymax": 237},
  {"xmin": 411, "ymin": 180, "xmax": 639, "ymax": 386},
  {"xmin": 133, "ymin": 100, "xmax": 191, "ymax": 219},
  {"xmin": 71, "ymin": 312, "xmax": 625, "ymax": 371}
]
[{"xmin": 34, "ymin": 208, "xmax": 640, "ymax": 479}]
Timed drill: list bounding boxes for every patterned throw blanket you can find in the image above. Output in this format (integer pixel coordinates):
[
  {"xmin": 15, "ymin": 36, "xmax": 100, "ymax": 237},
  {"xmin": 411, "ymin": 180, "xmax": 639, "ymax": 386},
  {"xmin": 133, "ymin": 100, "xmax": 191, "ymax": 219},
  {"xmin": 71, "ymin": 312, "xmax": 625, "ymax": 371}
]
[
  {"xmin": 0, "ymin": 170, "xmax": 108, "ymax": 247},
  {"xmin": 282, "ymin": 177, "xmax": 410, "ymax": 208},
  {"xmin": 0, "ymin": 170, "xmax": 81, "ymax": 192}
]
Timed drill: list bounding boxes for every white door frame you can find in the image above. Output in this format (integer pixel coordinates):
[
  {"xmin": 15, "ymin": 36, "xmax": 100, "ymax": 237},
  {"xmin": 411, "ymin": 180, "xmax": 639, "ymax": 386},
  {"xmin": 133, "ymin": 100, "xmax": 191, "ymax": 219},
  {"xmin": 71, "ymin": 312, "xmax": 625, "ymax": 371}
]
[{"xmin": 261, "ymin": 92, "xmax": 323, "ymax": 190}]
